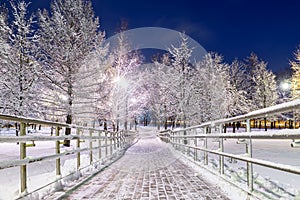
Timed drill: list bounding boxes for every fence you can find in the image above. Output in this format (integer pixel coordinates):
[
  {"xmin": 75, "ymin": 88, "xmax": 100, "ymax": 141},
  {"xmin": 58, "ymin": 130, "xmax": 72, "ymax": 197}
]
[
  {"xmin": 0, "ymin": 114, "xmax": 137, "ymax": 199},
  {"xmin": 158, "ymin": 99, "xmax": 300, "ymax": 199}
]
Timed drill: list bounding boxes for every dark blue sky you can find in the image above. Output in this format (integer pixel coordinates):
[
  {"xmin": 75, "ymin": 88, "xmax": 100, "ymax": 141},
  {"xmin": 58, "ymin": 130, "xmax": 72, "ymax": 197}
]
[
  {"xmin": 4, "ymin": 0, "xmax": 300, "ymax": 72},
  {"xmin": 95, "ymin": 0, "xmax": 300, "ymax": 73}
]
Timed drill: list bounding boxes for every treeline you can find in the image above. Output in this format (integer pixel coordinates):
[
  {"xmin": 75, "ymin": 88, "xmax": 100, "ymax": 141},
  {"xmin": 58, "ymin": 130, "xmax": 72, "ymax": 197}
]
[{"xmin": 0, "ymin": 0, "xmax": 299, "ymax": 131}]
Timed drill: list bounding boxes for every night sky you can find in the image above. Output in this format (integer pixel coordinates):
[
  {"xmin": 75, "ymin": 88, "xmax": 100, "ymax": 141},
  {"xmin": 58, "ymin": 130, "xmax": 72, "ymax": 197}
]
[{"xmin": 3, "ymin": 0, "xmax": 300, "ymax": 73}]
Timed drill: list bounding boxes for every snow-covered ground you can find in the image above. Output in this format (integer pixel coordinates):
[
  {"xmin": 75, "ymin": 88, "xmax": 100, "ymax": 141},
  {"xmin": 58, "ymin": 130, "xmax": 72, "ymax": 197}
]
[
  {"xmin": 222, "ymin": 128, "xmax": 300, "ymax": 192},
  {"xmin": 178, "ymin": 127, "xmax": 300, "ymax": 199},
  {"xmin": 0, "ymin": 127, "xmax": 125, "ymax": 200},
  {"xmin": 0, "ymin": 126, "xmax": 300, "ymax": 199},
  {"xmin": 224, "ymin": 138, "xmax": 300, "ymax": 187}
]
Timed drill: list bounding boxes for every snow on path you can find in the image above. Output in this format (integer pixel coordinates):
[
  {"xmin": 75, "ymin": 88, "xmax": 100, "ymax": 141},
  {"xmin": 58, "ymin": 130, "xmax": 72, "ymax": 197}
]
[{"xmin": 59, "ymin": 127, "xmax": 229, "ymax": 200}]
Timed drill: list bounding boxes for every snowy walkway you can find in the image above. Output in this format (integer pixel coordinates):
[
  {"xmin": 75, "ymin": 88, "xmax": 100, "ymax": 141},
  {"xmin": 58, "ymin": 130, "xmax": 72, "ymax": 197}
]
[{"xmin": 59, "ymin": 127, "xmax": 229, "ymax": 200}]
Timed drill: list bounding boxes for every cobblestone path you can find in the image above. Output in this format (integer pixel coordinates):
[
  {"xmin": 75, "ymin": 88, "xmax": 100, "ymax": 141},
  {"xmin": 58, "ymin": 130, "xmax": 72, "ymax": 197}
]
[{"xmin": 64, "ymin": 128, "xmax": 229, "ymax": 200}]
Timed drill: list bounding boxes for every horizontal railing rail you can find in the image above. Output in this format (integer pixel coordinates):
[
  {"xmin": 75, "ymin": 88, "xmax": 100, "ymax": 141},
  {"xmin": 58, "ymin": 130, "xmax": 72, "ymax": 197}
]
[
  {"xmin": 158, "ymin": 99, "xmax": 300, "ymax": 200},
  {"xmin": 0, "ymin": 114, "xmax": 138, "ymax": 199},
  {"xmin": 181, "ymin": 99, "xmax": 300, "ymax": 131},
  {"xmin": 169, "ymin": 129, "xmax": 300, "ymax": 139}
]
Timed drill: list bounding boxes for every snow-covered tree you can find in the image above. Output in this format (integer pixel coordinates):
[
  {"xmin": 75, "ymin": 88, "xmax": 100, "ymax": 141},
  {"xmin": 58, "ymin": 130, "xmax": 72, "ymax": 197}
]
[
  {"xmin": 168, "ymin": 32, "xmax": 195, "ymax": 129},
  {"xmin": 72, "ymin": 42, "xmax": 109, "ymax": 125},
  {"xmin": 244, "ymin": 53, "xmax": 278, "ymax": 110},
  {"xmin": 0, "ymin": 4, "xmax": 9, "ymax": 62},
  {"xmin": 0, "ymin": 1, "xmax": 39, "ymax": 117},
  {"xmin": 148, "ymin": 49, "xmax": 234, "ymax": 128},
  {"xmin": 141, "ymin": 59, "xmax": 170, "ymax": 130},
  {"xmin": 290, "ymin": 48, "xmax": 300, "ymax": 100},
  {"xmin": 253, "ymin": 63, "xmax": 278, "ymax": 109},
  {"xmin": 228, "ymin": 59, "xmax": 250, "ymax": 116},
  {"xmin": 194, "ymin": 53, "xmax": 233, "ymax": 122},
  {"xmin": 100, "ymin": 27, "xmax": 142, "ymax": 131},
  {"xmin": 150, "ymin": 65, "xmax": 166, "ymax": 129},
  {"xmin": 146, "ymin": 53, "xmax": 181, "ymax": 130},
  {"xmin": 244, "ymin": 53, "xmax": 278, "ymax": 130},
  {"xmin": 243, "ymin": 53, "xmax": 259, "ymax": 108},
  {"xmin": 37, "ymin": 0, "xmax": 104, "ymax": 144}
]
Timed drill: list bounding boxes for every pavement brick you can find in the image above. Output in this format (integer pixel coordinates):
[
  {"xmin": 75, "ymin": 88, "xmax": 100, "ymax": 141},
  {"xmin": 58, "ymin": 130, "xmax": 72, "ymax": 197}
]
[{"xmin": 64, "ymin": 128, "xmax": 229, "ymax": 200}]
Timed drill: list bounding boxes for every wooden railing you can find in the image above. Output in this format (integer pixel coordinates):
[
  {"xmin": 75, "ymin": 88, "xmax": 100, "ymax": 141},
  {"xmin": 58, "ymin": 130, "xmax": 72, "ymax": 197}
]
[
  {"xmin": 0, "ymin": 114, "xmax": 137, "ymax": 199},
  {"xmin": 158, "ymin": 100, "xmax": 300, "ymax": 200}
]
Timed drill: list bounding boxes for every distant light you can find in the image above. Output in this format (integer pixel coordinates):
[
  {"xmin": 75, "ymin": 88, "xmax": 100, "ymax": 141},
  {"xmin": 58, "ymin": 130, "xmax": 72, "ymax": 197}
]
[
  {"xmin": 130, "ymin": 97, "xmax": 137, "ymax": 103},
  {"xmin": 280, "ymin": 81, "xmax": 290, "ymax": 91},
  {"xmin": 60, "ymin": 94, "xmax": 68, "ymax": 102},
  {"xmin": 112, "ymin": 76, "xmax": 129, "ymax": 88},
  {"xmin": 112, "ymin": 76, "xmax": 121, "ymax": 83}
]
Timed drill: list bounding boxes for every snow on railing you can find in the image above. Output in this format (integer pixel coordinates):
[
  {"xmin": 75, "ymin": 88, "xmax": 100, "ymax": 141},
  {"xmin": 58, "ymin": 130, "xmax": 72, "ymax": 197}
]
[
  {"xmin": 0, "ymin": 114, "xmax": 138, "ymax": 199},
  {"xmin": 181, "ymin": 99, "xmax": 300, "ymax": 131},
  {"xmin": 158, "ymin": 100, "xmax": 300, "ymax": 200}
]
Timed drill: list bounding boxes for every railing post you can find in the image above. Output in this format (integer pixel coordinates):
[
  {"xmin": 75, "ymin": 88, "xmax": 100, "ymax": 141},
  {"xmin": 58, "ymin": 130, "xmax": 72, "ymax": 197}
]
[
  {"xmin": 110, "ymin": 132, "xmax": 113, "ymax": 155},
  {"xmin": 170, "ymin": 130, "xmax": 173, "ymax": 146},
  {"xmin": 181, "ymin": 131, "xmax": 185, "ymax": 154},
  {"xmin": 194, "ymin": 129, "xmax": 198, "ymax": 161},
  {"xmin": 55, "ymin": 126, "xmax": 61, "ymax": 176},
  {"xmin": 187, "ymin": 130, "xmax": 191, "ymax": 156},
  {"xmin": 105, "ymin": 131, "xmax": 108, "ymax": 157},
  {"xmin": 119, "ymin": 131, "xmax": 123, "ymax": 148},
  {"xmin": 123, "ymin": 131, "xmax": 125, "ymax": 147},
  {"xmin": 89, "ymin": 129, "xmax": 93, "ymax": 165},
  {"xmin": 122, "ymin": 131, "xmax": 125, "ymax": 147},
  {"xmin": 118, "ymin": 131, "xmax": 121, "ymax": 147},
  {"xmin": 114, "ymin": 132, "xmax": 117, "ymax": 150},
  {"xmin": 219, "ymin": 124, "xmax": 224, "ymax": 175},
  {"xmin": 76, "ymin": 128, "xmax": 80, "ymax": 170},
  {"xmin": 246, "ymin": 119, "xmax": 253, "ymax": 191},
  {"xmin": 176, "ymin": 131, "xmax": 179, "ymax": 150},
  {"xmin": 204, "ymin": 127, "xmax": 208, "ymax": 165},
  {"xmin": 98, "ymin": 131, "xmax": 102, "ymax": 160},
  {"xmin": 175, "ymin": 131, "xmax": 178, "ymax": 149},
  {"xmin": 121, "ymin": 131, "xmax": 124, "ymax": 147},
  {"xmin": 20, "ymin": 122, "xmax": 27, "ymax": 195},
  {"xmin": 125, "ymin": 130, "xmax": 128, "ymax": 146},
  {"xmin": 173, "ymin": 131, "xmax": 177, "ymax": 149},
  {"xmin": 181, "ymin": 132, "xmax": 187, "ymax": 154},
  {"xmin": 116, "ymin": 131, "xmax": 120, "ymax": 149}
]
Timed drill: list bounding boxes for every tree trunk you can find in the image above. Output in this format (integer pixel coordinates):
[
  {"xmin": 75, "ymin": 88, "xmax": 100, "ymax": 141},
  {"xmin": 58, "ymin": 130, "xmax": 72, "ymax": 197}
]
[
  {"xmin": 104, "ymin": 119, "xmax": 107, "ymax": 131},
  {"xmin": 124, "ymin": 120, "xmax": 128, "ymax": 130},
  {"xmin": 164, "ymin": 119, "xmax": 168, "ymax": 130},
  {"xmin": 172, "ymin": 120, "xmax": 175, "ymax": 130},
  {"xmin": 232, "ymin": 122, "xmax": 236, "ymax": 133},
  {"xmin": 64, "ymin": 114, "xmax": 72, "ymax": 147},
  {"xmin": 271, "ymin": 122, "xmax": 274, "ymax": 129},
  {"xmin": 15, "ymin": 122, "xmax": 19, "ymax": 144},
  {"xmin": 285, "ymin": 121, "xmax": 287, "ymax": 128},
  {"xmin": 264, "ymin": 117, "xmax": 267, "ymax": 131},
  {"xmin": 157, "ymin": 120, "xmax": 161, "ymax": 130},
  {"xmin": 289, "ymin": 120, "xmax": 293, "ymax": 129},
  {"xmin": 183, "ymin": 116, "xmax": 187, "ymax": 144},
  {"xmin": 112, "ymin": 123, "xmax": 116, "ymax": 132}
]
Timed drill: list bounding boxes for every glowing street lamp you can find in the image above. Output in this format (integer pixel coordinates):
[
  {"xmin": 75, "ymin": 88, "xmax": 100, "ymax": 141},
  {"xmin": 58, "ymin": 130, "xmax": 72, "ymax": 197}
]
[
  {"xmin": 112, "ymin": 76, "xmax": 129, "ymax": 89},
  {"xmin": 280, "ymin": 81, "xmax": 290, "ymax": 91}
]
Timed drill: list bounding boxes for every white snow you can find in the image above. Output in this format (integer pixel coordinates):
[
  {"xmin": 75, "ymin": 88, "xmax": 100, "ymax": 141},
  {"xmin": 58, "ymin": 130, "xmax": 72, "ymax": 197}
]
[
  {"xmin": 0, "ymin": 127, "xmax": 127, "ymax": 200},
  {"xmin": 0, "ymin": 127, "xmax": 300, "ymax": 199},
  {"xmin": 169, "ymin": 127, "xmax": 300, "ymax": 199}
]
